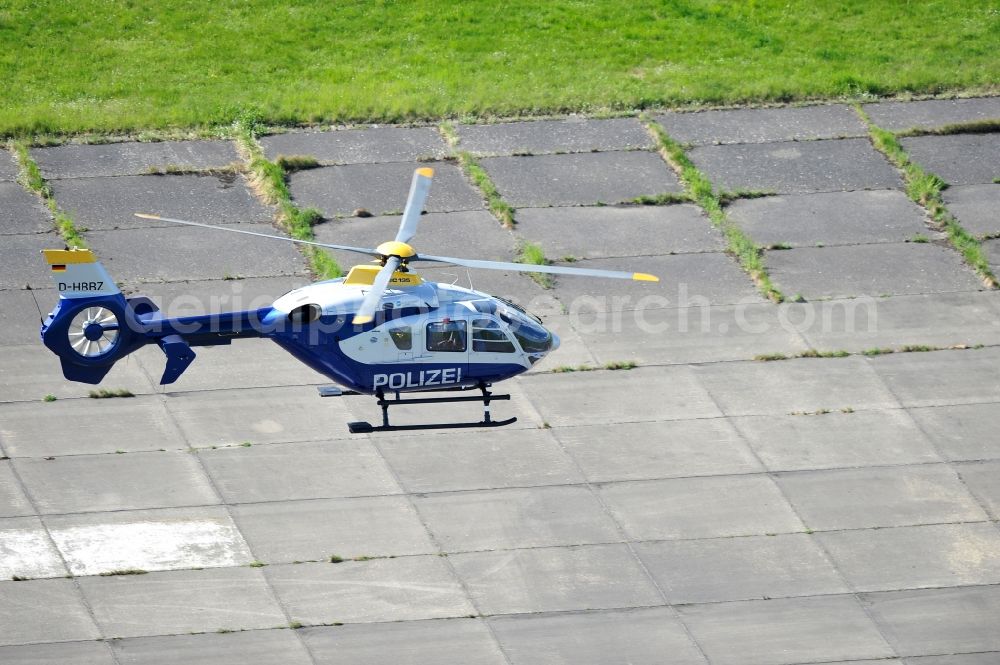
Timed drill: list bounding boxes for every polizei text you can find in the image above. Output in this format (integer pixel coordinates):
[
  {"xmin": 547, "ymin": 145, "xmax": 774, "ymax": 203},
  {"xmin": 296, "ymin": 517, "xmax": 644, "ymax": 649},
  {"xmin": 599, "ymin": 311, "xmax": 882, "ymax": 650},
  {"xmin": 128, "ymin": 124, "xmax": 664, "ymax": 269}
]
[{"xmin": 373, "ymin": 368, "xmax": 463, "ymax": 390}]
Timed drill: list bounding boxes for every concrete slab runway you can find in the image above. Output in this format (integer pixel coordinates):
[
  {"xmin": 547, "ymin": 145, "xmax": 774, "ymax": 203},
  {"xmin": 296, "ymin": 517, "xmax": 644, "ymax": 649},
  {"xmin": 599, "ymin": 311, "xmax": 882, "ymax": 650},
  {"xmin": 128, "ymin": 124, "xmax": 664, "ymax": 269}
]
[
  {"xmin": 0, "ymin": 149, "xmax": 18, "ymax": 181},
  {"xmin": 900, "ymin": 133, "xmax": 1000, "ymax": 187},
  {"xmin": 656, "ymin": 104, "xmax": 867, "ymax": 145},
  {"xmin": 260, "ymin": 126, "xmax": 449, "ymax": 165},
  {"xmin": 0, "ymin": 182, "xmax": 52, "ymax": 235},
  {"xmin": 689, "ymin": 138, "xmax": 904, "ymax": 194},
  {"xmin": 480, "ymin": 151, "xmax": 682, "ymax": 207},
  {"xmin": 2, "ymin": 98, "xmax": 1000, "ymax": 664},
  {"xmin": 455, "ymin": 117, "xmax": 653, "ymax": 156}
]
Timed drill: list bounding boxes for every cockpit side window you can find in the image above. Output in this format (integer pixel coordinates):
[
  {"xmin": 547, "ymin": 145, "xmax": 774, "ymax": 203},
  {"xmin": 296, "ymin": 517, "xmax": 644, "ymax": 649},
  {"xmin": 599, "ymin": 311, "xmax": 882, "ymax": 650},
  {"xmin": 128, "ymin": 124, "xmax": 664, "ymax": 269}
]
[
  {"xmin": 472, "ymin": 318, "xmax": 516, "ymax": 353},
  {"xmin": 388, "ymin": 326, "xmax": 412, "ymax": 350},
  {"xmin": 426, "ymin": 320, "xmax": 467, "ymax": 352}
]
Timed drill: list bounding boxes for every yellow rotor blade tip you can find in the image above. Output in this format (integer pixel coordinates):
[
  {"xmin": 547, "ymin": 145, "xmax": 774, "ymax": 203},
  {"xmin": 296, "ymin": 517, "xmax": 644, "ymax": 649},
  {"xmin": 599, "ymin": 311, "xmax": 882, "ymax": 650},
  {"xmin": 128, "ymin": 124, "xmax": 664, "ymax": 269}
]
[
  {"xmin": 632, "ymin": 273, "xmax": 659, "ymax": 282},
  {"xmin": 415, "ymin": 167, "xmax": 434, "ymax": 178},
  {"xmin": 135, "ymin": 213, "xmax": 161, "ymax": 219},
  {"xmin": 353, "ymin": 314, "xmax": 374, "ymax": 325}
]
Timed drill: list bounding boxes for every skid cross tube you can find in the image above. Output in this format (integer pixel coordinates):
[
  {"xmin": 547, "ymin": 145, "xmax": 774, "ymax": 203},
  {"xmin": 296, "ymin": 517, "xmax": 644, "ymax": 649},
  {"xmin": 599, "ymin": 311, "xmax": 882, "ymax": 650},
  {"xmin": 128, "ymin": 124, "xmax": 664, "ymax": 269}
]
[{"xmin": 347, "ymin": 383, "xmax": 516, "ymax": 433}]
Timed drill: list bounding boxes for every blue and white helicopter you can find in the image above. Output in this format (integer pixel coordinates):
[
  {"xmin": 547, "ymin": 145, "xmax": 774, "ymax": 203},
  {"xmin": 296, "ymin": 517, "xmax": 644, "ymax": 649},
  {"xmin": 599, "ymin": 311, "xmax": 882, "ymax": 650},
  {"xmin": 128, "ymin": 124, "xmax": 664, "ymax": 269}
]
[{"xmin": 40, "ymin": 168, "xmax": 658, "ymax": 431}]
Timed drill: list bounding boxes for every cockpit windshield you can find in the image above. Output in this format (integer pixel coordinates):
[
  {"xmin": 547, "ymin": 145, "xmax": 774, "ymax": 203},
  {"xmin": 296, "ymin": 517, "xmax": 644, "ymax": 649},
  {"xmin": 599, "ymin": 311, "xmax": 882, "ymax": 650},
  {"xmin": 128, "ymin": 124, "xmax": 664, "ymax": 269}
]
[{"xmin": 495, "ymin": 300, "xmax": 552, "ymax": 353}]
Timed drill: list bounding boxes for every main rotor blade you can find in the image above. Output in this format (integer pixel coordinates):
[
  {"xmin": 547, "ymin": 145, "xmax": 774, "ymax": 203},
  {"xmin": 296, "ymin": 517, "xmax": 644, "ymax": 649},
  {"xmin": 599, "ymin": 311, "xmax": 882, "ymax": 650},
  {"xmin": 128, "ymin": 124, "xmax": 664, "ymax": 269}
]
[
  {"xmin": 395, "ymin": 168, "xmax": 433, "ymax": 244},
  {"xmin": 414, "ymin": 254, "xmax": 659, "ymax": 282},
  {"xmin": 134, "ymin": 214, "xmax": 378, "ymax": 257},
  {"xmin": 353, "ymin": 256, "xmax": 402, "ymax": 325}
]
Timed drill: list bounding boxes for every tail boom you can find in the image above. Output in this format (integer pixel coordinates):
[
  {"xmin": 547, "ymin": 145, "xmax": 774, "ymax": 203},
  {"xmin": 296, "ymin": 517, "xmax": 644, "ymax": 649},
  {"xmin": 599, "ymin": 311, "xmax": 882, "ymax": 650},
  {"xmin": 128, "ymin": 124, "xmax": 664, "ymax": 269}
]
[{"xmin": 40, "ymin": 248, "xmax": 272, "ymax": 385}]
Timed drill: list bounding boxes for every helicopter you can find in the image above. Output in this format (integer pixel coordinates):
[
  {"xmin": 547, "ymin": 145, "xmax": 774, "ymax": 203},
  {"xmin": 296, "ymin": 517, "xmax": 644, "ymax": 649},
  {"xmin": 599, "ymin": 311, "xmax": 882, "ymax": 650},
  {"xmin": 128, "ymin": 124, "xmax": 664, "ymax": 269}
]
[{"xmin": 39, "ymin": 167, "xmax": 659, "ymax": 432}]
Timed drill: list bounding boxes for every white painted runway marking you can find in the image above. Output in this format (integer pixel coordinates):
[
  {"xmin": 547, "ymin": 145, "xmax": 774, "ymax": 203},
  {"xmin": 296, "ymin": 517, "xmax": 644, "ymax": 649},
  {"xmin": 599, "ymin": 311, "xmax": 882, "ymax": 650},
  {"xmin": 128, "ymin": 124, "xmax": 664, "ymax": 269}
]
[
  {"xmin": 0, "ymin": 524, "xmax": 67, "ymax": 579},
  {"xmin": 49, "ymin": 519, "xmax": 253, "ymax": 576}
]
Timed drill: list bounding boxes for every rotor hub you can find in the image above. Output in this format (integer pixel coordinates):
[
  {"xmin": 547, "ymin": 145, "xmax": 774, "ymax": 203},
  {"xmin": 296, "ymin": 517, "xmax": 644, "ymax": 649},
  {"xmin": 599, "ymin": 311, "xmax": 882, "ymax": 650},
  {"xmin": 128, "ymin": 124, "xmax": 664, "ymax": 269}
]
[
  {"xmin": 83, "ymin": 322, "xmax": 105, "ymax": 341},
  {"xmin": 375, "ymin": 241, "xmax": 416, "ymax": 259}
]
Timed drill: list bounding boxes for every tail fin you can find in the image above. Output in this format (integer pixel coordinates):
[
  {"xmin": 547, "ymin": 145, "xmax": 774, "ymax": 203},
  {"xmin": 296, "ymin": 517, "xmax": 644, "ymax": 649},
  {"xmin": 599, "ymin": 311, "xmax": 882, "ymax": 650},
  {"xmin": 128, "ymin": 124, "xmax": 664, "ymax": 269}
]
[{"xmin": 42, "ymin": 248, "xmax": 121, "ymax": 298}]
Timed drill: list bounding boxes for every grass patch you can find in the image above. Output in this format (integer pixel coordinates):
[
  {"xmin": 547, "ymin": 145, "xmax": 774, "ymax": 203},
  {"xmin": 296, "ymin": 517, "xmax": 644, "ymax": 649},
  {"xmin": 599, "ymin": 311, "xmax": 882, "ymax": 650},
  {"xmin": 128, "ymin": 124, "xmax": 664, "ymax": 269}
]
[
  {"xmin": 275, "ymin": 154, "xmax": 321, "ymax": 172},
  {"xmin": 143, "ymin": 163, "xmax": 242, "ymax": 176},
  {"xmin": 445, "ymin": 132, "xmax": 516, "ymax": 227},
  {"xmin": 897, "ymin": 119, "xmax": 1000, "ymax": 137},
  {"xmin": 43, "ymin": 394, "xmax": 57, "ymax": 402},
  {"xmin": 631, "ymin": 192, "xmax": 692, "ymax": 206},
  {"xmin": 329, "ymin": 555, "xmax": 344, "ymax": 563},
  {"xmin": 54, "ymin": 211, "xmax": 87, "ymax": 249},
  {"xmin": 790, "ymin": 408, "xmax": 833, "ymax": 416},
  {"xmin": 519, "ymin": 241, "xmax": 546, "ymax": 267},
  {"xmin": 552, "ymin": 361, "xmax": 636, "ymax": 372},
  {"xmin": 899, "ymin": 344, "xmax": 939, "ymax": 353},
  {"xmin": 88, "ymin": 388, "xmax": 135, "ymax": 399},
  {"xmin": 551, "ymin": 364, "xmax": 596, "ymax": 373},
  {"xmin": 756, "ymin": 349, "xmax": 851, "ymax": 361},
  {"xmin": 516, "ymin": 241, "xmax": 553, "ymax": 289},
  {"xmin": 145, "ymin": 163, "xmax": 196, "ymax": 175},
  {"xmin": 25, "ymin": 128, "xmax": 227, "ymax": 147},
  {"xmin": 859, "ymin": 108, "xmax": 997, "ymax": 288},
  {"xmin": 753, "ymin": 344, "xmax": 965, "ymax": 362},
  {"xmin": 12, "ymin": 142, "xmax": 49, "ymax": 196},
  {"xmin": 459, "ymin": 154, "xmax": 515, "ymax": 227},
  {"xmin": 2, "ymin": 2, "xmax": 997, "ymax": 135},
  {"xmin": 909, "ymin": 234, "xmax": 930, "ymax": 243},
  {"xmin": 799, "ymin": 349, "xmax": 850, "ymax": 359},
  {"xmin": 235, "ymin": 117, "xmax": 342, "ymax": 279},
  {"xmin": 99, "ymin": 568, "xmax": 147, "ymax": 576},
  {"xmin": 10, "ymin": 141, "xmax": 87, "ymax": 248},
  {"xmin": 717, "ymin": 189, "xmax": 776, "ymax": 205},
  {"xmin": 440, "ymin": 123, "xmax": 516, "ymax": 227},
  {"xmin": 767, "ymin": 242, "xmax": 793, "ymax": 250},
  {"xmin": 642, "ymin": 117, "xmax": 783, "ymax": 302}
]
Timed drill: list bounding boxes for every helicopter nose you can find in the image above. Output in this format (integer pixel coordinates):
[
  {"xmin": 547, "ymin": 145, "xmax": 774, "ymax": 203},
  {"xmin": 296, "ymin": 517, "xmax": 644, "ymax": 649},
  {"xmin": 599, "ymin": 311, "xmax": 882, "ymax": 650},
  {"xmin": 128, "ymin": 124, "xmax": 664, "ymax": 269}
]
[{"xmin": 549, "ymin": 332, "xmax": 561, "ymax": 352}]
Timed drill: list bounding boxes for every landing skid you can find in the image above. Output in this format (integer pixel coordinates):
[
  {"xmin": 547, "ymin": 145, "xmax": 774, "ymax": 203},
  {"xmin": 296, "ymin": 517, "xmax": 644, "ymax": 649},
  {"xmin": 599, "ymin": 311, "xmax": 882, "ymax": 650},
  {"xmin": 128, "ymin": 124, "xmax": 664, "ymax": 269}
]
[{"xmin": 347, "ymin": 383, "xmax": 516, "ymax": 433}]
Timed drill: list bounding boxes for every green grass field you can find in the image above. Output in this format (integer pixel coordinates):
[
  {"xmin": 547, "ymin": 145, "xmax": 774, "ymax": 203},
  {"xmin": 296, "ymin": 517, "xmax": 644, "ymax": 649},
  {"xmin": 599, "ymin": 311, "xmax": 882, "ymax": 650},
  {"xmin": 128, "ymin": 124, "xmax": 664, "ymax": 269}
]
[{"xmin": 1, "ymin": 0, "xmax": 997, "ymax": 136}]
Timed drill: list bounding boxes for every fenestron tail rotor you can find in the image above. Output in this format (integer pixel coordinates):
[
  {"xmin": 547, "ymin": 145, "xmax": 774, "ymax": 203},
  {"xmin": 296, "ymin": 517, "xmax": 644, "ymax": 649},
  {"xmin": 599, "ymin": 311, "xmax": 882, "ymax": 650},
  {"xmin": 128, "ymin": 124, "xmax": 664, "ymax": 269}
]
[
  {"xmin": 136, "ymin": 167, "xmax": 659, "ymax": 326},
  {"xmin": 68, "ymin": 306, "xmax": 121, "ymax": 358}
]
